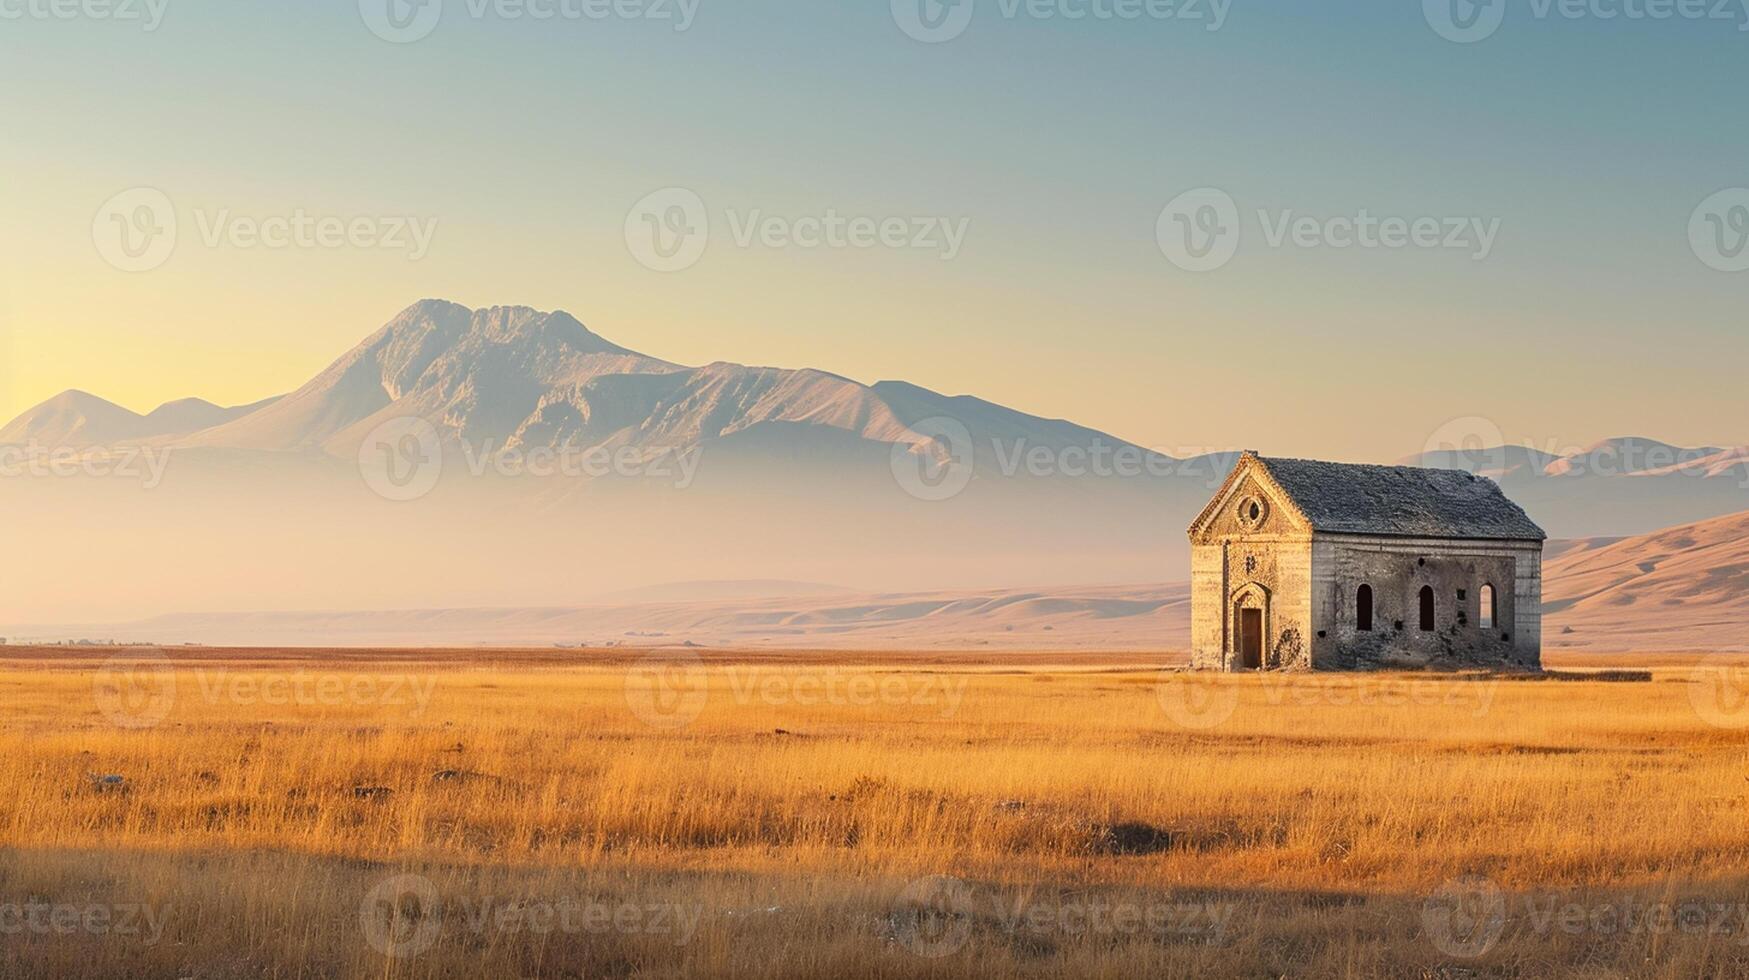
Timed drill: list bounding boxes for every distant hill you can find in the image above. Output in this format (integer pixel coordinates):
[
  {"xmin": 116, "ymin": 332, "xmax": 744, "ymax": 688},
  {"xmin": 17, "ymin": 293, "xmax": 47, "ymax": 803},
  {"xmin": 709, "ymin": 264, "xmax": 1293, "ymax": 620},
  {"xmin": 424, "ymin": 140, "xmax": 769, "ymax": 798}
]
[
  {"xmin": 1545, "ymin": 509, "xmax": 1749, "ymax": 652},
  {"xmin": 0, "ymin": 391, "xmax": 275, "ymax": 447}
]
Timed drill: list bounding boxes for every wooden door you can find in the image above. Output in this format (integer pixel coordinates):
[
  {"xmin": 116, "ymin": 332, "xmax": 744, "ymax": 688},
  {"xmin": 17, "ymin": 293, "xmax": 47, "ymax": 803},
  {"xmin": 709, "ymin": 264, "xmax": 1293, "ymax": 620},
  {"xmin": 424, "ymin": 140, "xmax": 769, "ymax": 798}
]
[{"xmin": 1240, "ymin": 608, "xmax": 1263, "ymax": 669}]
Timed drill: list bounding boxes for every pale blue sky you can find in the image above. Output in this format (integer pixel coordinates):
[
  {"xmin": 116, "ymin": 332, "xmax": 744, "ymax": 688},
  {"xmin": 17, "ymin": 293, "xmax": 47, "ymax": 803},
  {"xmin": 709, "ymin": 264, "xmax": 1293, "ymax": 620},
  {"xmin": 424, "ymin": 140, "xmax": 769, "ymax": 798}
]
[{"xmin": 1, "ymin": 0, "xmax": 1743, "ymax": 458}]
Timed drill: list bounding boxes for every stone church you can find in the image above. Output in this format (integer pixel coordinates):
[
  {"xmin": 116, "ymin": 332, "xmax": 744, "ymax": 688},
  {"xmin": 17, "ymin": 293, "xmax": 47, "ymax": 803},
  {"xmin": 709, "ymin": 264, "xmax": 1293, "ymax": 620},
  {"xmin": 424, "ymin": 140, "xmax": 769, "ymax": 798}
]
[{"xmin": 1187, "ymin": 453, "xmax": 1545, "ymax": 671}]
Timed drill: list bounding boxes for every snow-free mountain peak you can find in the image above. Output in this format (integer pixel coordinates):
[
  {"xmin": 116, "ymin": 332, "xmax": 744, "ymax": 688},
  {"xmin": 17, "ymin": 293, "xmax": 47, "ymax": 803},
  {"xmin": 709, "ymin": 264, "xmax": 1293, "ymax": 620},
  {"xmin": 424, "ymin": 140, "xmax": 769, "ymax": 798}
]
[
  {"xmin": 0, "ymin": 389, "xmax": 274, "ymax": 447},
  {"xmin": 167, "ymin": 301, "xmax": 1157, "ymax": 463},
  {"xmin": 181, "ymin": 300, "xmax": 679, "ymax": 453}
]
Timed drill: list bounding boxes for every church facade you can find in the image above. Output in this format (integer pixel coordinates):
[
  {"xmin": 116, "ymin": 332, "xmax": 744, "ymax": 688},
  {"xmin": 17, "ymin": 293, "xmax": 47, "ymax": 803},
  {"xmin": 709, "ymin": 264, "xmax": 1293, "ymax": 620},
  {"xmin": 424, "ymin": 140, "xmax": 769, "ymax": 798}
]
[{"xmin": 1187, "ymin": 453, "xmax": 1546, "ymax": 671}]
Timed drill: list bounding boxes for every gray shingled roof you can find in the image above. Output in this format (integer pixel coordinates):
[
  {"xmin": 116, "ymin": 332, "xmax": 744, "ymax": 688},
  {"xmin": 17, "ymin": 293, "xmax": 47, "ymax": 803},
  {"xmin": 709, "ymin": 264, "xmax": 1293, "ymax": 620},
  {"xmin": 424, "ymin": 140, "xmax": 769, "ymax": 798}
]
[{"xmin": 1257, "ymin": 456, "xmax": 1546, "ymax": 541}]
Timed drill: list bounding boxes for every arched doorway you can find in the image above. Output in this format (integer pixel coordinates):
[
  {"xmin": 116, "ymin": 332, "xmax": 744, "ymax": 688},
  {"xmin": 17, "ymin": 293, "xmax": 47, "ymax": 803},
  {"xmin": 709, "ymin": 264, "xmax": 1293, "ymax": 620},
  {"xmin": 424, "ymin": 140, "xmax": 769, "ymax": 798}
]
[{"xmin": 1231, "ymin": 584, "xmax": 1270, "ymax": 670}]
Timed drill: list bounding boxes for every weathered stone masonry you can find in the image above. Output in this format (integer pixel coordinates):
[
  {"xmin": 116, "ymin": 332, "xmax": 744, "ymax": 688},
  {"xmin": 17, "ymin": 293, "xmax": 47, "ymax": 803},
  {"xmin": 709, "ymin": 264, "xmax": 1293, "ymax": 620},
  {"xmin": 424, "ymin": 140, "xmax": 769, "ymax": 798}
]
[{"xmin": 1188, "ymin": 453, "xmax": 1545, "ymax": 671}]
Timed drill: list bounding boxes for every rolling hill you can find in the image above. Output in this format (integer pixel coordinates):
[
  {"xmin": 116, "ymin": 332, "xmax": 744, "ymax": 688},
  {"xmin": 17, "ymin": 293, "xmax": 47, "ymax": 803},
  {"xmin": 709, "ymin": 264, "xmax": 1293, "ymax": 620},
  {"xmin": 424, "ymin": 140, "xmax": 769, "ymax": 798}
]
[{"xmin": 1544, "ymin": 509, "xmax": 1749, "ymax": 652}]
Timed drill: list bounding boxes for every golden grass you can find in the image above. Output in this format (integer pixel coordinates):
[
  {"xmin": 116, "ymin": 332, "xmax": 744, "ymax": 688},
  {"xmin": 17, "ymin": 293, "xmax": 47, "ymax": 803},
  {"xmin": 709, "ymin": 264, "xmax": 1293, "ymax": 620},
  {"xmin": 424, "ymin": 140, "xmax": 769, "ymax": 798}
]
[{"xmin": 2, "ymin": 647, "xmax": 1747, "ymax": 978}]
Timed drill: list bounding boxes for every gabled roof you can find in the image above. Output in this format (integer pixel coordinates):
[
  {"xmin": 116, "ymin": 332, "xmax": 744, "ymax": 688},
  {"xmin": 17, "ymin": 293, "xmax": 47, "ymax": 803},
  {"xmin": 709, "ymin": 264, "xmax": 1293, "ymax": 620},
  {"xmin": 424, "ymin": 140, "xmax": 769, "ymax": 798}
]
[
  {"xmin": 1255, "ymin": 455, "xmax": 1546, "ymax": 541},
  {"xmin": 1189, "ymin": 452, "xmax": 1546, "ymax": 542}
]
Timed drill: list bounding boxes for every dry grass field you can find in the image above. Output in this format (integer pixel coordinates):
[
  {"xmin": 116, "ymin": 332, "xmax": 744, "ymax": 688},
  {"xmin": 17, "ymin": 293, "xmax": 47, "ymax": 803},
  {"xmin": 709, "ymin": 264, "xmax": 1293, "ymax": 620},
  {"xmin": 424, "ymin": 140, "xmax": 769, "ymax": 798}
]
[{"xmin": 2, "ymin": 646, "xmax": 1748, "ymax": 978}]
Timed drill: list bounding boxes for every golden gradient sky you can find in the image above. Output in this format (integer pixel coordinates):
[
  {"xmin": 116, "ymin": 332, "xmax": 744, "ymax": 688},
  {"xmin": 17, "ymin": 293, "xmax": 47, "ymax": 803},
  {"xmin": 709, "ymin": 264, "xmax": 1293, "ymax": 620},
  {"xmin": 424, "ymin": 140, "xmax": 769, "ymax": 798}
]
[{"xmin": 2, "ymin": 3, "xmax": 1744, "ymax": 461}]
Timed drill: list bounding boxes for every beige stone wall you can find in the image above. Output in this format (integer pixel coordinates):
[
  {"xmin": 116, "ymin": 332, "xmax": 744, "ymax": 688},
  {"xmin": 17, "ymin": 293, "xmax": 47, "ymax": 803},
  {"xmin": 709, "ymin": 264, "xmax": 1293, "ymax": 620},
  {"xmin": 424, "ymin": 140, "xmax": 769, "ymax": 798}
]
[
  {"xmin": 1189, "ymin": 544, "xmax": 1226, "ymax": 669},
  {"xmin": 1310, "ymin": 535, "xmax": 1542, "ymax": 669},
  {"xmin": 1511, "ymin": 546, "xmax": 1543, "ymax": 662}
]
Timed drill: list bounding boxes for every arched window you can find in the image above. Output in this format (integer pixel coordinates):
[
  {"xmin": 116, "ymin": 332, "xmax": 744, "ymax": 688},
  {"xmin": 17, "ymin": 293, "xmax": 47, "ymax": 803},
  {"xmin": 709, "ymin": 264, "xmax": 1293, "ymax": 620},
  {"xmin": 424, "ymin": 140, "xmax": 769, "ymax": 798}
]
[
  {"xmin": 1479, "ymin": 584, "xmax": 1496, "ymax": 629},
  {"xmin": 1356, "ymin": 584, "xmax": 1373, "ymax": 632},
  {"xmin": 1419, "ymin": 586, "xmax": 1435, "ymax": 631}
]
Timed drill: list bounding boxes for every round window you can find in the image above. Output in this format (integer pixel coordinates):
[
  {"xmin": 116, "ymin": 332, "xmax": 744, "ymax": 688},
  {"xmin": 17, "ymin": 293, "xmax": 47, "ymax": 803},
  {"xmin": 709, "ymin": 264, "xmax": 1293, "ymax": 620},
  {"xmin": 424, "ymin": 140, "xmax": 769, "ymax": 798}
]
[{"xmin": 1237, "ymin": 495, "xmax": 1268, "ymax": 530}]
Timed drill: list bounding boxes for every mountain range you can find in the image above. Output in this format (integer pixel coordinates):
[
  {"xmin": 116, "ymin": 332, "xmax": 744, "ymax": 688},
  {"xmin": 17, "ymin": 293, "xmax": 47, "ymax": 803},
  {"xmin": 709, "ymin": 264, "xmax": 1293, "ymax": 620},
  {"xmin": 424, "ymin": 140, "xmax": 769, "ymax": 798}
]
[
  {"xmin": 5, "ymin": 300, "xmax": 1144, "ymax": 471},
  {"xmin": 0, "ymin": 389, "xmax": 277, "ymax": 448},
  {"xmin": 2, "ymin": 299, "xmax": 1744, "ymax": 631}
]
